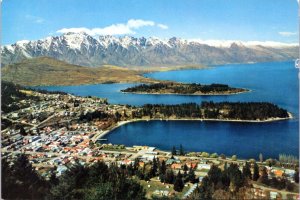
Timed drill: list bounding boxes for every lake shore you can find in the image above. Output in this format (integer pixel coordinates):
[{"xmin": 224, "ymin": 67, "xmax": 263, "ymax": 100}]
[
  {"xmin": 96, "ymin": 112, "xmax": 293, "ymax": 140},
  {"xmin": 121, "ymin": 89, "xmax": 250, "ymax": 96}
]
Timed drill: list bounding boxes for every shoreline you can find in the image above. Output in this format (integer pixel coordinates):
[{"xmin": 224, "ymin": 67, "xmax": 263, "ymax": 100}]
[
  {"xmin": 121, "ymin": 89, "xmax": 250, "ymax": 96},
  {"xmin": 95, "ymin": 113, "xmax": 293, "ymax": 140}
]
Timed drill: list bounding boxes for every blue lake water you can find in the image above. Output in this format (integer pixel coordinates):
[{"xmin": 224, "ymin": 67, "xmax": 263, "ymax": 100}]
[{"xmin": 36, "ymin": 61, "xmax": 299, "ymax": 159}]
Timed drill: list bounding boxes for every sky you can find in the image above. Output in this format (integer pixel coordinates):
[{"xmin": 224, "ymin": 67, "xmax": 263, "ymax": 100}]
[{"xmin": 2, "ymin": 0, "xmax": 299, "ymax": 45}]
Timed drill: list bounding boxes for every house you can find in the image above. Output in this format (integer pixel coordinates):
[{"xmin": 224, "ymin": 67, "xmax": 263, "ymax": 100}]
[
  {"xmin": 56, "ymin": 165, "xmax": 68, "ymax": 176},
  {"xmin": 171, "ymin": 163, "xmax": 182, "ymax": 170},
  {"xmin": 186, "ymin": 162, "xmax": 197, "ymax": 169},
  {"xmin": 285, "ymin": 169, "xmax": 295, "ymax": 177},
  {"xmin": 197, "ymin": 163, "xmax": 211, "ymax": 170},
  {"xmin": 273, "ymin": 169, "xmax": 284, "ymax": 177},
  {"xmin": 270, "ymin": 191, "xmax": 278, "ymax": 199},
  {"xmin": 166, "ymin": 158, "xmax": 180, "ymax": 165},
  {"xmin": 139, "ymin": 161, "xmax": 145, "ymax": 168}
]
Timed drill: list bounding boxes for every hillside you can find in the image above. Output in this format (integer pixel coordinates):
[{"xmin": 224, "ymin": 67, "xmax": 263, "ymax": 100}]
[
  {"xmin": 1, "ymin": 57, "xmax": 157, "ymax": 86},
  {"xmin": 2, "ymin": 33, "xmax": 298, "ymax": 67}
]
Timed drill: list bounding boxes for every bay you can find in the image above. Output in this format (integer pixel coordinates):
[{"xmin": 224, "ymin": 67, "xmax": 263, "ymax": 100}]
[{"xmin": 36, "ymin": 61, "xmax": 299, "ymax": 159}]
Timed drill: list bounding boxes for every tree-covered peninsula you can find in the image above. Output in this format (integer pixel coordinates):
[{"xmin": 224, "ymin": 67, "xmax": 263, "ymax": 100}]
[
  {"xmin": 130, "ymin": 101, "xmax": 291, "ymax": 122},
  {"xmin": 121, "ymin": 82, "xmax": 249, "ymax": 95}
]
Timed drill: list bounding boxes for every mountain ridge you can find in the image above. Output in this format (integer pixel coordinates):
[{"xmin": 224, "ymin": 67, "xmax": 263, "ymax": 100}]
[{"xmin": 2, "ymin": 32, "xmax": 298, "ymax": 67}]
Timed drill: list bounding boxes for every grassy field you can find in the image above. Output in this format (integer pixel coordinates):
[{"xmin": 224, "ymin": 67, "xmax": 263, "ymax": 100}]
[
  {"xmin": 2, "ymin": 57, "xmax": 208, "ymax": 86},
  {"xmin": 2, "ymin": 57, "xmax": 157, "ymax": 86},
  {"xmin": 138, "ymin": 177, "xmax": 192, "ymax": 199}
]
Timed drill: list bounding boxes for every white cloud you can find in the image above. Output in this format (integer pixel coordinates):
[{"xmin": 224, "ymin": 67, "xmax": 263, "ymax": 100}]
[
  {"xmin": 25, "ymin": 15, "xmax": 45, "ymax": 24},
  {"xmin": 157, "ymin": 24, "xmax": 169, "ymax": 30},
  {"xmin": 188, "ymin": 39, "xmax": 298, "ymax": 48},
  {"xmin": 127, "ymin": 19, "xmax": 155, "ymax": 28},
  {"xmin": 57, "ymin": 19, "xmax": 168, "ymax": 36},
  {"xmin": 278, "ymin": 31, "xmax": 297, "ymax": 37}
]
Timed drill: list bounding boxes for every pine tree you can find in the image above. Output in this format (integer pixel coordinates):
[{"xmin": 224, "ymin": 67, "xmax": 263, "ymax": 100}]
[
  {"xmin": 183, "ymin": 164, "xmax": 188, "ymax": 172},
  {"xmin": 294, "ymin": 168, "xmax": 299, "ymax": 183},
  {"xmin": 242, "ymin": 162, "xmax": 252, "ymax": 180},
  {"xmin": 174, "ymin": 171, "xmax": 184, "ymax": 192},
  {"xmin": 165, "ymin": 170, "xmax": 175, "ymax": 184},
  {"xmin": 172, "ymin": 146, "xmax": 177, "ymax": 156},
  {"xmin": 258, "ymin": 167, "xmax": 269, "ymax": 185},
  {"xmin": 259, "ymin": 153, "xmax": 263, "ymax": 163},
  {"xmin": 19, "ymin": 126, "xmax": 27, "ymax": 136},
  {"xmin": 150, "ymin": 157, "xmax": 158, "ymax": 177},
  {"xmin": 188, "ymin": 168, "xmax": 197, "ymax": 183},
  {"xmin": 253, "ymin": 162, "xmax": 260, "ymax": 181},
  {"xmin": 179, "ymin": 144, "xmax": 184, "ymax": 156},
  {"xmin": 159, "ymin": 160, "xmax": 167, "ymax": 176},
  {"xmin": 208, "ymin": 165, "xmax": 222, "ymax": 185}
]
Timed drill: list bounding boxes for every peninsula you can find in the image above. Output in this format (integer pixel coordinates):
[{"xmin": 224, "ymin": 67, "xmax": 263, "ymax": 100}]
[{"xmin": 121, "ymin": 82, "xmax": 249, "ymax": 95}]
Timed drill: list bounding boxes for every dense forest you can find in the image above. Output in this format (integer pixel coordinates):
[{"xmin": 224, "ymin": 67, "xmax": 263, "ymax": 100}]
[
  {"xmin": 2, "ymin": 154, "xmax": 146, "ymax": 200},
  {"xmin": 122, "ymin": 82, "xmax": 247, "ymax": 95},
  {"xmin": 132, "ymin": 101, "xmax": 289, "ymax": 121}
]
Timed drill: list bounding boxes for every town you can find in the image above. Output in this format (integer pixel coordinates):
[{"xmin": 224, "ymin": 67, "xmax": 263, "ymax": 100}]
[{"xmin": 1, "ymin": 85, "xmax": 299, "ymax": 199}]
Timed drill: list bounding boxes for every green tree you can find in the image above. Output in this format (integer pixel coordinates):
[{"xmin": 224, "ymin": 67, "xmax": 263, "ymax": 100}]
[
  {"xmin": 3, "ymin": 154, "xmax": 49, "ymax": 199},
  {"xmin": 242, "ymin": 162, "xmax": 252, "ymax": 180},
  {"xmin": 150, "ymin": 157, "xmax": 158, "ymax": 177},
  {"xmin": 159, "ymin": 160, "xmax": 166, "ymax": 176},
  {"xmin": 188, "ymin": 168, "xmax": 197, "ymax": 183},
  {"xmin": 19, "ymin": 126, "xmax": 27, "ymax": 136},
  {"xmin": 183, "ymin": 164, "xmax": 188, "ymax": 173},
  {"xmin": 197, "ymin": 176, "xmax": 213, "ymax": 200},
  {"xmin": 172, "ymin": 146, "xmax": 177, "ymax": 155},
  {"xmin": 294, "ymin": 168, "xmax": 299, "ymax": 183},
  {"xmin": 253, "ymin": 162, "xmax": 260, "ymax": 181},
  {"xmin": 179, "ymin": 144, "xmax": 184, "ymax": 156},
  {"xmin": 258, "ymin": 167, "xmax": 269, "ymax": 185},
  {"xmin": 259, "ymin": 153, "xmax": 263, "ymax": 163},
  {"xmin": 231, "ymin": 155, "xmax": 237, "ymax": 161},
  {"xmin": 174, "ymin": 171, "xmax": 184, "ymax": 192},
  {"xmin": 165, "ymin": 170, "xmax": 175, "ymax": 184},
  {"xmin": 208, "ymin": 165, "xmax": 222, "ymax": 185}
]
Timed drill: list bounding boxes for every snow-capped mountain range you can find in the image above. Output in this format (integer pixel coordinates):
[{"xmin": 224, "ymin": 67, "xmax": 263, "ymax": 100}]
[{"xmin": 2, "ymin": 32, "xmax": 298, "ymax": 67}]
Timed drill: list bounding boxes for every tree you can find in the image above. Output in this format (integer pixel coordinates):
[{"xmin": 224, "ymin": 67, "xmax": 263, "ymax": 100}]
[
  {"xmin": 231, "ymin": 155, "xmax": 237, "ymax": 161},
  {"xmin": 259, "ymin": 153, "xmax": 263, "ymax": 163},
  {"xmin": 197, "ymin": 176, "xmax": 213, "ymax": 200},
  {"xmin": 174, "ymin": 171, "xmax": 184, "ymax": 192},
  {"xmin": 188, "ymin": 168, "xmax": 197, "ymax": 183},
  {"xmin": 258, "ymin": 167, "xmax": 269, "ymax": 185},
  {"xmin": 165, "ymin": 170, "xmax": 175, "ymax": 184},
  {"xmin": 179, "ymin": 144, "xmax": 184, "ymax": 156},
  {"xmin": 172, "ymin": 146, "xmax": 177, "ymax": 156},
  {"xmin": 227, "ymin": 164, "xmax": 245, "ymax": 191},
  {"xmin": 183, "ymin": 164, "xmax": 188, "ymax": 173},
  {"xmin": 2, "ymin": 154, "xmax": 49, "ymax": 199},
  {"xmin": 224, "ymin": 162, "xmax": 228, "ymax": 170},
  {"xmin": 294, "ymin": 168, "xmax": 299, "ymax": 183},
  {"xmin": 150, "ymin": 157, "xmax": 158, "ymax": 177},
  {"xmin": 242, "ymin": 162, "xmax": 252, "ymax": 180},
  {"xmin": 159, "ymin": 160, "xmax": 167, "ymax": 176},
  {"xmin": 286, "ymin": 180, "xmax": 294, "ymax": 192},
  {"xmin": 253, "ymin": 162, "xmax": 260, "ymax": 181},
  {"xmin": 19, "ymin": 126, "xmax": 27, "ymax": 136},
  {"xmin": 221, "ymin": 169, "xmax": 230, "ymax": 189},
  {"xmin": 208, "ymin": 165, "xmax": 222, "ymax": 186}
]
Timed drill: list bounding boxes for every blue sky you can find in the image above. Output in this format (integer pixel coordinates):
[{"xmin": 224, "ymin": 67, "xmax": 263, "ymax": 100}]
[{"xmin": 2, "ymin": 0, "xmax": 299, "ymax": 45}]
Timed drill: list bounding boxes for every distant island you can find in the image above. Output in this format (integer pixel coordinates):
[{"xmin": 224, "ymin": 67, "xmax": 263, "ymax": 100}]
[{"xmin": 121, "ymin": 82, "xmax": 249, "ymax": 95}]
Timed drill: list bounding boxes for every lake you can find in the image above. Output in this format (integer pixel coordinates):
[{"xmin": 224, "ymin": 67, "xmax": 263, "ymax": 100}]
[{"xmin": 36, "ymin": 61, "xmax": 299, "ymax": 159}]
